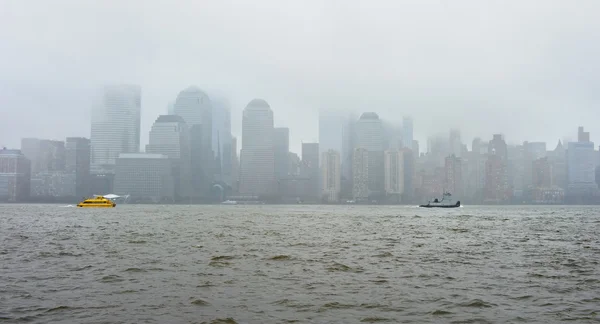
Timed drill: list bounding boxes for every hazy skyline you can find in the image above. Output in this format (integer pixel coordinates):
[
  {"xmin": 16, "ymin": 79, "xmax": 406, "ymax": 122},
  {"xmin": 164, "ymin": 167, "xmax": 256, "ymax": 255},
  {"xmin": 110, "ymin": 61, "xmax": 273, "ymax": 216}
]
[{"xmin": 1, "ymin": 0, "xmax": 600, "ymax": 153}]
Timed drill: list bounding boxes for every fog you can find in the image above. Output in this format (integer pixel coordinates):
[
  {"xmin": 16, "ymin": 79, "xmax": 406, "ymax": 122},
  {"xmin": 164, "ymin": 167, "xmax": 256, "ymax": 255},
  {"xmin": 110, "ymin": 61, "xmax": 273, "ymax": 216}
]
[{"xmin": 1, "ymin": 0, "xmax": 600, "ymax": 153}]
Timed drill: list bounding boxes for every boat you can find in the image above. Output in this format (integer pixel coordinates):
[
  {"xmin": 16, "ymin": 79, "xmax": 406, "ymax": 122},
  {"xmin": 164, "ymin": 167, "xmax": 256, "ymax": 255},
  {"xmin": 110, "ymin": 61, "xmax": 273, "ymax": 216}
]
[
  {"xmin": 419, "ymin": 192, "xmax": 461, "ymax": 208},
  {"xmin": 77, "ymin": 196, "xmax": 116, "ymax": 208}
]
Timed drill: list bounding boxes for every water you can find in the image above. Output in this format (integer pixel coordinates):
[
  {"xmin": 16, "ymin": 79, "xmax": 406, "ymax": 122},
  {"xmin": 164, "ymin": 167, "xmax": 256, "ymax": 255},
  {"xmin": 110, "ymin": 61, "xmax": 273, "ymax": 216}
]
[{"xmin": 1, "ymin": 205, "xmax": 599, "ymax": 323}]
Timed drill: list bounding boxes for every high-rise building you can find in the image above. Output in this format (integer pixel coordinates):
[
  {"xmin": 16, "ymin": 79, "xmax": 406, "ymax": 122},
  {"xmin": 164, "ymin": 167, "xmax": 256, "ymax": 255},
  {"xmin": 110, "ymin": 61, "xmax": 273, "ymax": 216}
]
[
  {"xmin": 288, "ymin": 152, "xmax": 301, "ymax": 177},
  {"xmin": 384, "ymin": 150, "xmax": 404, "ymax": 202},
  {"xmin": 239, "ymin": 99, "xmax": 275, "ymax": 197},
  {"xmin": 340, "ymin": 113, "xmax": 357, "ymax": 199},
  {"xmin": 66, "ymin": 137, "xmax": 90, "ymax": 197},
  {"xmin": 319, "ymin": 110, "xmax": 344, "ymax": 157},
  {"xmin": 449, "ymin": 129, "xmax": 462, "ymax": 158},
  {"xmin": 172, "ymin": 86, "xmax": 213, "ymax": 198},
  {"xmin": 548, "ymin": 140, "xmax": 567, "ymax": 189},
  {"xmin": 484, "ymin": 154, "xmax": 509, "ymax": 203},
  {"xmin": 211, "ymin": 97, "xmax": 232, "ymax": 184},
  {"xmin": 0, "ymin": 149, "xmax": 31, "ymax": 202},
  {"xmin": 113, "ymin": 153, "xmax": 174, "ymax": 203},
  {"xmin": 488, "ymin": 134, "xmax": 508, "ymax": 161},
  {"xmin": 21, "ymin": 138, "xmax": 66, "ymax": 174},
  {"xmin": 532, "ymin": 157, "xmax": 552, "ymax": 188},
  {"xmin": 402, "ymin": 148, "xmax": 415, "ymax": 201},
  {"xmin": 90, "ymin": 85, "xmax": 141, "ymax": 173},
  {"xmin": 567, "ymin": 141, "xmax": 597, "ymax": 194},
  {"xmin": 301, "ymin": 143, "xmax": 320, "ymax": 201},
  {"xmin": 30, "ymin": 172, "xmax": 76, "ymax": 198},
  {"xmin": 355, "ymin": 112, "xmax": 385, "ymax": 197},
  {"xmin": 145, "ymin": 115, "xmax": 192, "ymax": 201},
  {"xmin": 321, "ymin": 149, "xmax": 341, "ymax": 202},
  {"xmin": 445, "ymin": 154, "xmax": 463, "ymax": 196},
  {"xmin": 352, "ymin": 148, "xmax": 369, "ymax": 201},
  {"xmin": 412, "ymin": 140, "xmax": 420, "ymax": 158},
  {"xmin": 402, "ymin": 116, "xmax": 413, "ymax": 149},
  {"xmin": 578, "ymin": 126, "xmax": 590, "ymax": 142},
  {"xmin": 274, "ymin": 128, "xmax": 290, "ymax": 181},
  {"xmin": 231, "ymin": 137, "xmax": 239, "ymax": 194}
]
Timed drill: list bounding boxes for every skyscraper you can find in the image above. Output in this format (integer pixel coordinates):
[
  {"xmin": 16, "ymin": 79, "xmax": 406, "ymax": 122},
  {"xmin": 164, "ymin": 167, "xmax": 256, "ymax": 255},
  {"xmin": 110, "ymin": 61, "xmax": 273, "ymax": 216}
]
[
  {"xmin": 0, "ymin": 148, "xmax": 31, "ymax": 202},
  {"xmin": 239, "ymin": 99, "xmax": 275, "ymax": 197},
  {"xmin": 355, "ymin": 112, "xmax": 385, "ymax": 198},
  {"xmin": 445, "ymin": 154, "xmax": 463, "ymax": 196},
  {"xmin": 65, "ymin": 137, "xmax": 90, "ymax": 197},
  {"xmin": 274, "ymin": 127, "xmax": 290, "ymax": 181},
  {"xmin": 114, "ymin": 153, "xmax": 174, "ymax": 203},
  {"xmin": 402, "ymin": 116, "xmax": 413, "ymax": 149},
  {"xmin": 384, "ymin": 150, "xmax": 404, "ymax": 202},
  {"xmin": 321, "ymin": 149, "xmax": 341, "ymax": 202},
  {"xmin": 146, "ymin": 115, "xmax": 192, "ymax": 201},
  {"xmin": 352, "ymin": 148, "xmax": 369, "ymax": 201},
  {"xmin": 90, "ymin": 85, "xmax": 141, "ymax": 173},
  {"xmin": 211, "ymin": 97, "xmax": 232, "ymax": 184},
  {"xmin": 172, "ymin": 86, "xmax": 213, "ymax": 198},
  {"xmin": 319, "ymin": 110, "xmax": 344, "ymax": 158},
  {"xmin": 301, "ymin": 143, "xmax": 320, "ymax": 201},
  {"xmin": 21, "ymin": 138, "xmax": 66, "ymax": 174}
]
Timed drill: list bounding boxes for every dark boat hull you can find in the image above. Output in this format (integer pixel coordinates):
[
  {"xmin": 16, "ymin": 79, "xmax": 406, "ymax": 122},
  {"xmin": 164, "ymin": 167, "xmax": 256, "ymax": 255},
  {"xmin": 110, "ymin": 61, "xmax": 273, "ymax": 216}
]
[{"xmin": 419, "ymin": 201, "xmax": 461, "ymax": 208}]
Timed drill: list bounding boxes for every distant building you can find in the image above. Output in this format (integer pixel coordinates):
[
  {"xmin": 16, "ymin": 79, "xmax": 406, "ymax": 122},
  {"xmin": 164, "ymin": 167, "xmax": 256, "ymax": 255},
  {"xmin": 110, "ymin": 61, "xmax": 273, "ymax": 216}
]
[
  {"xmin": 145, "ymin": 115, "xmax": 192, "ymax": 201},
  {"xmin": 384, "ymin": 150, "xmax": 404, "ymax": 202},
  {"xmin": 578, "ymin": 126, "xmax": 590, "ymax": 142},
  {"xmin": 402, "ymin": 116, "xmax": 413, "ymax": 149},
  {"xmin": 567, "ymin": 141, "xmax": 597, "ymax": 196},
  {"xmin": 172, "ymin": 86, "xmax": 213, "ymax": 198},
  {"xmin": 319, "ymin": 110, "xmax": 344, "ymax": 158},
  {"xmin": 274, "ymin": 127, "xmax": 290, "ymax": 181},
  {"xmin": 287, "ymin": 152, "xmax": 301, "ymax": 177},
  {"xmin": 301, "ymin": 143, "xmax": 320, "ymax": 201},
  {"xmin": 113, "ymin": 153, "xmax": 173, "ymax": 203},
  {"xmin": 66, "ymin": 137, "xmax": 90, "ymax": 197},
  {"xmin": 445, "ymin": 154, "xmax": 463, "ymax": 196},
  {"xmin": 355, "ymin": 112, "xmax": 385, "ymax": 198},
  {"xmin": 488, "ymin": 134, "xmax": 508, "ymax": 161},
  {"xmin": 211, "ymin": 97, "xmax": 232, "ymax": 185},
  {"xmin": 0, "ymin": 149, "xmax": 31, "ymax": 202},
  {"xmin": 352, "ymin": 148, "xmax": 369, "ymax": 201},
  {"xmin": 21, "ymin": 138, "xmax": 66, "ymax": 174},
  {"xmin": 30, "ymin": 172, "xmax": 76, "ymax": 197},
  {"xmin": 484, "ymin": 154, "xmax": 509, "ymax": 203},
  {"xmin": 321, "ymin": 149, "xmax": 341, "ymax": 202},
  {"xmin": 239, "ymin": 99, "xmax": 275, "ymax": 197},
  {"xmin": 402, "ymin": 148, "xmax": 415, "ymax": 201},
  {"xmin": 532, "ymin": 157, "xmax": 552, "ymax": 188},
  {"xmin": 90, "ymin": 85, "xmax": 141, "ymax": 173},
  {"xmin": 548, "ymin": 140, "xmax": 567, "ymax": 189},
  {"xmin": 449, "ymin": 129, "xmax": 462, "ymax": 158}
]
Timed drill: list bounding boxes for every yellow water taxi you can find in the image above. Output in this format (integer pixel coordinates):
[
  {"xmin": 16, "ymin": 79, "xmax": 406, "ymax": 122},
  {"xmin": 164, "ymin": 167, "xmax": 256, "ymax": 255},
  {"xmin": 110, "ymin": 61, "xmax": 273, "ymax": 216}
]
[{"xmin": 77, "ymin": 196, "xmax": 116, "ymax": 208}]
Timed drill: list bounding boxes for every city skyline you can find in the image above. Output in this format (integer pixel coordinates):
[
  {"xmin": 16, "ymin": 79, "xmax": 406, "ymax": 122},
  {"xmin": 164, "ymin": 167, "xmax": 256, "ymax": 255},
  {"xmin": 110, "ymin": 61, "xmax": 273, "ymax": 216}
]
[{"xmin": 3, "ymin": 1, "xmax": 600, "ymax": 153}]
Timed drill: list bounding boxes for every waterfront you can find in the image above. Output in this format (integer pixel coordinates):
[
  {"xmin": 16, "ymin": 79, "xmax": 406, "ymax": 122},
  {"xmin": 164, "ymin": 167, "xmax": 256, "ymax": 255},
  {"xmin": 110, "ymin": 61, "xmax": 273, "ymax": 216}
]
[{"xmin": 1, "ymin": 205, "xmax": 599, "ymax": 323}]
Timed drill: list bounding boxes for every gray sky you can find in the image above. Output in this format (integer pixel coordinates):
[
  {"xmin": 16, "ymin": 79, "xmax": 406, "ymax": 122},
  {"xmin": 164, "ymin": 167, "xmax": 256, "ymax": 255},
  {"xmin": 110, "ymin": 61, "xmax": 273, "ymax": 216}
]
[{"xmin": 1, "ymin": 0, "xmax": 599, "ymax": 153}]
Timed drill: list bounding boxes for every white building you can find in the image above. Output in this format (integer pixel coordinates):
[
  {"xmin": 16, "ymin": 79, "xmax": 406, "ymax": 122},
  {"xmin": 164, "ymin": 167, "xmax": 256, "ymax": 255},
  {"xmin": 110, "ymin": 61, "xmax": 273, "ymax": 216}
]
[
  {"xmin": 321, "ymin": 150, "xmax": 341, "ymax": 202},
  {"xmin": 90, "ymin": 85, "xmax": 141, "ymax": 173},
  {"xmin": 384, "ymin": 150, "xmax": 404, "ymax": 198},
  {"xmin": 113, "ymin": 153, "xmax": 173, "ymax": 203},
  {"xmin": 355, "ymin": 112, "xmax": 385, "ymax": 151},
  {"xmin": 145, "ymin": 115, "xmax": 191, "ymax": 200},
  {"xmin": 352, "ymin": 148, "xmax": 369, "ymax": 200},
  {"xmin": 239, "ymin": 99, "xmax": 275, "ymax": 197}
]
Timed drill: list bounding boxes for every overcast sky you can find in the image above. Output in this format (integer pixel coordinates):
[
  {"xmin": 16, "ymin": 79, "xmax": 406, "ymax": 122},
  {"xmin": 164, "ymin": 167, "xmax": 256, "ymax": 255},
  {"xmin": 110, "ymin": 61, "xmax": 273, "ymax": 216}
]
[{"xmin": 1, "ymin": 0, "xmax": 599, "ymax": 153}]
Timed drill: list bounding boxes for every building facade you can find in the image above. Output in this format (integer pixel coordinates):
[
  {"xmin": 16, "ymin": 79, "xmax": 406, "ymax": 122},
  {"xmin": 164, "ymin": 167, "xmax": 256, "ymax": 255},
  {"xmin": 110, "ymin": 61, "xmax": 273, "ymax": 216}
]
[
  {"xmin": 384, "ymin": 150, "xmax": 404, "ymax": 202},
  {"xmin": 301, "ymin": 143, "xmax": 320, "ymax": 201},
  {"xmin": 321, "ymin": 149, "xmax": 341, "ymax": 202},
  {"xmin": 66, "ymin": 137, "xmax": 90, "ymax": 197},
  {"xmin": 274, "ymin": 127, "xmax": 290, "ymax": 181},
  {"xmin": 352, "ymin": 148, "xmax": 369, "ymax": 201},
  {"xmin": 0, "ymin": 149, "xmax": 31, "ymax": 202},
  {"xmin": 145, "ymin": 115, "xmax": 192, "ymax": 201},
  {"xmin": 113, "ymin": 153, "xmax": 173, "ymax": 203},
  {"xmin": 239, "ymin": 99, "xmax": 275, "ymax": 197},
  {"xmin": 445, "ymin": 154, "xmax": 463, "ymax": 196},
  {"xmin": 172, "ymin": 86, "xmax": 213, "ymax": 198},
  {"xmin": 90, "ymin": 85, "xmax": 141, "ymax": 173}
]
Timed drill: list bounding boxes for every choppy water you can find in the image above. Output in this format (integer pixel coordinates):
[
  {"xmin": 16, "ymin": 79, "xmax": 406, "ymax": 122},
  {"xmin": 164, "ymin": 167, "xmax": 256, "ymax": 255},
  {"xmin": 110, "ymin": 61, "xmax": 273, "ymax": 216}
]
[{"xmin": 1, "ymin": 205, "xmax": 600, "ymax": 323}]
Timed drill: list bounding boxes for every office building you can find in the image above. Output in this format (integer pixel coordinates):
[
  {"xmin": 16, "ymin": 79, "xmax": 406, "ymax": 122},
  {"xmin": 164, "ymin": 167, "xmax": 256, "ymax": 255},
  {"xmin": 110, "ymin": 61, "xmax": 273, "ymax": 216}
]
[
  {"xmin": 90, "ymin": 85, "xmax": 141, "ymax": 173},
  {"xmin": 274, "ymin": 127, "xmax": 290, "ymax": 181},
  {"xmin": 21, "ymin": 138, "xmax": 66, "ymax": 174},
  {"xmin": 66, "ymin": 137, "xmax": 90, "ymax": 197},
  {"xmin": 145, "ymin": 115, "xmax": 192, "ymax": 201},
  {"xmin": 445, "ymin": 154, "xmax": 463, "ymax": 196},
  {"xmin": 211, "ymin": 97, "xmax": 233, "ymax": 184},
  {"xmin": 0, "ymin": 149, "xmax": 31, "ymax": 202},
  {"xmin": 172, "ymin": 86, "xmax": 213, "ymax": 198},
  {"xmin": 321, "ymin": 149, "xmax": 341, "ymax": 202},
  {"xmin": 301, "ymin": 143, "xmax": 320, "ymax": 201},
  {"xmin": 239, "ymin": 99, "xmax": 275, "ymax": 197},
  {"xmin": 352, "ymin": 148, "xmax": 369, "ymax": 201},
  {"xmin": 384, "ymin": 150, "xmax": 404, "ymax": 202},
  {"xmin": 113, "ymin": 153, "xmax": 174, "ymax": 203},
  {"xmin": 484, "ymin": 153, "xmax": 509, "ymax": 203}
]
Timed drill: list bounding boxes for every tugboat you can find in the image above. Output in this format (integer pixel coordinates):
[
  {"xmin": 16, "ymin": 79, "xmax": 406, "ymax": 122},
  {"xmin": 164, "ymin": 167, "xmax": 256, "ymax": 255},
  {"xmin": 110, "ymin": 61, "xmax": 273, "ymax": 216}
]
[
  {"xmin": 419, "ymin": 192, "xmax": 461, "ymax": 208},
  {"xmin": 77, "ymin": 196, "xmax": 116, "ymax": 208}
]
